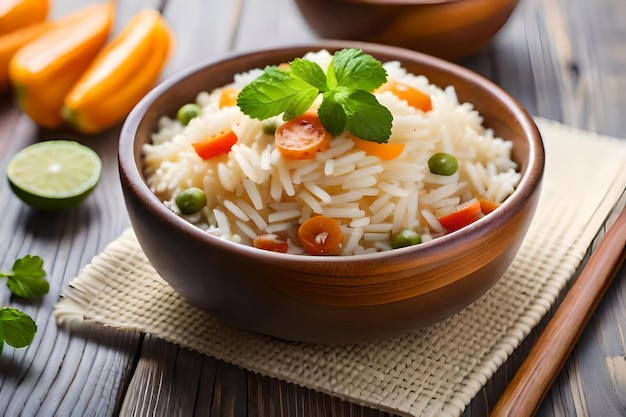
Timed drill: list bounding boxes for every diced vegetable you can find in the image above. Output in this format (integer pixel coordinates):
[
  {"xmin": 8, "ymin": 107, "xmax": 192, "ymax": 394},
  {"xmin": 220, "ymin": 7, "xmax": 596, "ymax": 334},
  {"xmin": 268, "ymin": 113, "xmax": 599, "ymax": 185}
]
[
  {"xmin": 253, "ymin": 233, "xmax": 289, "ymax": 253},
  {"xmin": 479, "ymin": 199, "xmax": 500, "ymax": 215},
  {"xmin": 175, "ymin": 187, "xmax": 206, "ymax": 215},
  {"xmin": 274, "ymin": 113, "xmax": 331, "ymax": 160},
  {"xmin": 376, "ymin": 80, "xmax": 432, "ymax": 112},
  {"xmin": 218, "ymin": 87, "xmax": 238, "ymax": 108},
  {"xmin": 298, "ymin": 215, "xmax": 344, "ymax": 255},
  {"xmin": 437, "ymin": 199, "xmax": 482, "ymax": 232},
  {"xmin": 177, "ymin": 103, "xmax": 201, "ymax": 126},
  {"xmin": 192, "ymin": 128, "xmax": 238, "ymax": 160},
  {"xmin": 350, "ymin": 134, "xmax": 405, "ymax": 160},
  {"xmin": 391, "ymin": 229, "xmax": 422, "ymax": 249},
  {"xmin": 428, "ymin": 152, "xmax": 458, "ymax": 176},
  {"xmin": 262, "ymin": 120, "xmax": 277, "ymax": 135}
]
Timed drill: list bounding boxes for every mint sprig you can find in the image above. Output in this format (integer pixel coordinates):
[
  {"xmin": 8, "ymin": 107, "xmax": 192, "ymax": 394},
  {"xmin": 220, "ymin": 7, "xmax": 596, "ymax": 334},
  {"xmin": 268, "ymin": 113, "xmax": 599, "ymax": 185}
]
[
  {"xmin": 0, "ymin": 254, "xmax": 48, "ymax": 357},
  {"xmin": 237, "ymin": 48, "xmax": 393, "ymax": 143},
  {"xmin": 0, "ymin": 307, "xmax": 37, "ymax": 357},
  {"xmin": 1, "ymin": 254, "xmax": 49, "ymax": 298}
]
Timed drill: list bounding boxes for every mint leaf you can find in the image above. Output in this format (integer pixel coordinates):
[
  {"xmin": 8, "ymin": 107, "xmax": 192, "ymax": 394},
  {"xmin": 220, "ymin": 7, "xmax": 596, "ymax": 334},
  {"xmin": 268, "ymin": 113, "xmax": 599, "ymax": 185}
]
[
  {"xmin": 318, "ymin": 91, "xmax": 348, "ymax": 136},
  {"xmin": 330, "ymin": 48, "xmax": 387, "ymax": 92},
  {"xmin": 342, "ymin": 90, "xmax": 393, "ymax": 143},
  {"xmin": 0, "ymin": 307, "xmax": 37, "ymax": 351},
  {"xmin": 290, "ymin": 58, "xmax": 328, "ymax": 92},
  {"xmin": 236, "ymin": 66, "xmax": 318, "ymax": 121},
  {"xmin": 1, "ymin": 254, "xmax": 49, "ymax": 299},
  {"xmin": 237, "ymin": 48, "xmax": 393, "ymax": 143}
]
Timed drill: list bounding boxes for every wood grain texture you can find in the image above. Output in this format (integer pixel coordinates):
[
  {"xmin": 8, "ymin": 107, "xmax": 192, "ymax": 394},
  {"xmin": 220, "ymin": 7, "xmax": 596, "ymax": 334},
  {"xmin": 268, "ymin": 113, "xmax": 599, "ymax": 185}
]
[
  {"xmin": 0, "ymin": 0, "xmax": 624, "ymax": 415},
  {"xmin": 490, "ymin": 207, "xmax": 626, "ymax": 416}
]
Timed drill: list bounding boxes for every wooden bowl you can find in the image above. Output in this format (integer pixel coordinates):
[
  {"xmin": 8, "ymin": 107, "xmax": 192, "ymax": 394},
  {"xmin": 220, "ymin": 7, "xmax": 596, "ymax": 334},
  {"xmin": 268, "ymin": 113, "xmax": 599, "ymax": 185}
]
[
  {"xmin": 119, "ymin": 41, "xmax": 543, "ymax": 344},
  {"xmin": 294, "ymin": 0, "xmax": 520, "ymax": 60}
]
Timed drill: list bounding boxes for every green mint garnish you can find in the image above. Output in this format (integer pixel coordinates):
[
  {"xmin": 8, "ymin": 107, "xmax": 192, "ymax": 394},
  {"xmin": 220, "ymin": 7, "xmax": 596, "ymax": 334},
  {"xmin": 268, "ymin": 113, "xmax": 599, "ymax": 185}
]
[
  {"xmin": 0, "ymin": 254, "xmax": 49, "ymax": 299},
  {"xmin": 237, "ymin": 48, "xmax": 393, "ymax": 143},
  {"xmin": 0, "ymin": 307, "xmax": 37, "ymax": 357},
  {"xmin": 0, "ymin": 254, "xmax": 48, "ymax": 357}
]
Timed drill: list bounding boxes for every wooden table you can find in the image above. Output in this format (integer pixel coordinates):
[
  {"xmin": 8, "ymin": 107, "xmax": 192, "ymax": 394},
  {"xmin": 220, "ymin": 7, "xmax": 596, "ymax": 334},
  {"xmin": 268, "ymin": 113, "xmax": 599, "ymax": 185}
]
[{"xmin": 1, "ymin": 0, "xmax": 625, "ymax": 415}]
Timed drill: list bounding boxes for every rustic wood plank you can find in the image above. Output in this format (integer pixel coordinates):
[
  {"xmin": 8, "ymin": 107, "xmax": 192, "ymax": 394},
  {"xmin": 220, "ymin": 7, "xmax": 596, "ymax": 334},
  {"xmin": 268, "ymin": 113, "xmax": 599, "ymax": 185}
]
[{"xmin": 0, "ymin": 1, "xmax": 155, "ymax": 416}]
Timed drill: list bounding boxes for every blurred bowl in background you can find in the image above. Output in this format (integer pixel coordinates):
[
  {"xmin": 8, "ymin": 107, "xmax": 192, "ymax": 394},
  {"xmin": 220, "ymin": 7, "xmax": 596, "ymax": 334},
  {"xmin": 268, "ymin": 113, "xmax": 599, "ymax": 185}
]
[{"xmin": 294, "ymin": 0, "xmax": 519, "ymax": 61}]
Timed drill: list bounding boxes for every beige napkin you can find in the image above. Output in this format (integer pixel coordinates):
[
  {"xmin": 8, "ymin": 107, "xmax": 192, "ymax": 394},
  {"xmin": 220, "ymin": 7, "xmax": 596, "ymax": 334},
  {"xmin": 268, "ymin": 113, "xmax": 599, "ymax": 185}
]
[{"xmin": 54, "ymin": 118, "xmax": 626, "ymax": 417}]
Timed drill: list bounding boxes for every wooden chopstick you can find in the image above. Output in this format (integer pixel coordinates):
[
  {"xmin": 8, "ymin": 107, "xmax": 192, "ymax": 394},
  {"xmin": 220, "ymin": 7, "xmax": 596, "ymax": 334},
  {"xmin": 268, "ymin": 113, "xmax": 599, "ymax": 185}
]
[{"xmin": 490, "ymin": 205, "xmax": 626, "ymax": 417}]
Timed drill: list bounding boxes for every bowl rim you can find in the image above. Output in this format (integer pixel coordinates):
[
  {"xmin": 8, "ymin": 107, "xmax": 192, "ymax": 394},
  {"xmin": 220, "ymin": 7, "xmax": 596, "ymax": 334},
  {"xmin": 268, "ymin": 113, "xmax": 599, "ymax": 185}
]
[{"xmin": 119, "ymin": 40, "xmax": 544, "ymax": 270}]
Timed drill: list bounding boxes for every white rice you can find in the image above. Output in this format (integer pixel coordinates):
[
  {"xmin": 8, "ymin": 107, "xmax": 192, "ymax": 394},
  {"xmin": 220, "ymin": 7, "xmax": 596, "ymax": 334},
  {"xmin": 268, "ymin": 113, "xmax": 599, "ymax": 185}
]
[{"xmin": 143, "ymin": 50, "xmax": 521, "ymax": 255}]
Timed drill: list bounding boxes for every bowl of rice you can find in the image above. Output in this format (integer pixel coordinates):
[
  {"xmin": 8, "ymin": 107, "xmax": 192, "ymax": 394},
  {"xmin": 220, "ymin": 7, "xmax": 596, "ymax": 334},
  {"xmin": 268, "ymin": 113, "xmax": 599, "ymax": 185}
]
[{"xmin": 119, "ymin": 41, "xmax": 543, "ymax": 344}]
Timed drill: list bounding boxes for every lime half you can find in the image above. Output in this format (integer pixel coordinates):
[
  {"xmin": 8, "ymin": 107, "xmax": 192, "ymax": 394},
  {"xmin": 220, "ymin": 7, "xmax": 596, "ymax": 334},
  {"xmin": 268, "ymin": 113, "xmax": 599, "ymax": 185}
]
[{"xmin": 7, "ymin": 140, "xmax": 102, "ymax": 211}]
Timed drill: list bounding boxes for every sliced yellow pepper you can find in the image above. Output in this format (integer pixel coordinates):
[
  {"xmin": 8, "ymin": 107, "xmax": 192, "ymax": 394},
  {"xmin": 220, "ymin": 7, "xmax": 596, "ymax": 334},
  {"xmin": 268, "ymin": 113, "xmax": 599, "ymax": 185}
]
[
  {"xmin": 62, "ymin": 8, "xmax": 176, "ymax": 134},
  {"xmin": 0, "ymin": 20, "xmax": 53, "ymax": 91},
  {"xmin": 0, "ymin": 0, "xmax": 49, "ymax": 36},
  {"xmin": 8, "ymin": 2, "xmax": 114, "ymax": 128}
]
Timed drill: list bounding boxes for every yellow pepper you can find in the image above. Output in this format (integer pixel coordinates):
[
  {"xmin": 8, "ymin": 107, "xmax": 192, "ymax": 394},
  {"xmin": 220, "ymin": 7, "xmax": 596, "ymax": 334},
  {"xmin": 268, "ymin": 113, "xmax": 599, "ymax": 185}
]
[
  {"xmin": 0, "ymin": 0, "xmax": 49, "ymax": 36},
  {"xmin": 0, "ymin": 20, "xmax": 53, "ymax": 91},
  {"xmin": 9, "ymin": 2, "xmax": 114, "ymax": 128},
  {"xmin": 62, "ymin": 8, "xmax": 175, "ymax": 134}
]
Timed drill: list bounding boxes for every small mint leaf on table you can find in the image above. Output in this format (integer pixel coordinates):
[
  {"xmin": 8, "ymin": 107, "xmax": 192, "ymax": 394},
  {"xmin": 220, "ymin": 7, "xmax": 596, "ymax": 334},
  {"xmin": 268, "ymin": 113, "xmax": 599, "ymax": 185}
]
[
  {"xmin": 1, "ymin": 254, "xmax": 49, "ymax": 299},
  {"xmin": 0, "ymin": 307, "xmax": 37, "ymax": 355}
]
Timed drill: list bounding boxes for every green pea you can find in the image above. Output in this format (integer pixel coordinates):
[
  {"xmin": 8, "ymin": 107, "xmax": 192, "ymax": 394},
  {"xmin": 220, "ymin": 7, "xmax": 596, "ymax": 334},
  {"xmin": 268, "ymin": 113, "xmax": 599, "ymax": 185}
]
[
  {"xmin": 175, "ymin": 187, "xmax": 207, "ymax": 215},
  {"xmin": 391, "ymin": 229, "xmax": 422, "ymax": 249},
  {"xmin": 177, "ymin": 103, "xmax": 201, "ymax": 126},
  {"xmin": 262, "ymin": 120, "xmax": 277, "ymax": 135},
  {"xmin": 428, "ymin": 152, "xmax": 458, "ymax": 176}
]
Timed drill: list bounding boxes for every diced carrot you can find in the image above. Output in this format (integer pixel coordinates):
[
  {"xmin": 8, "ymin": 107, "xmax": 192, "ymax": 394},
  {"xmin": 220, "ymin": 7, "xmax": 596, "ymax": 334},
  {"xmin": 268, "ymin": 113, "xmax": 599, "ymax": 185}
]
[
  {"xmin": 349, "ymin": 134, "xmax": 405, "ymax": 160},
  {"xmin": 438, "ymin": 199, "xmax": 482, "ymax": 232},
  {"xmin": 376, "ymin": 80, "xmax": 432, "ymax": 112},
  {"xmin": 479, "ymin": 199, "xmax": 500, "ymax": 215},
  {"xmin": 218, "ymin": 87, "xmax": 238, "ymax": 108},
  {"xmin": 298, "ymin": 215, "xmax": 344, "ymax": 255},
  {"xmin": 274, "ymin": 113, "xmax": 331, "ymax": 160},
  {"xmin": 192, "ymin": 128, "xmax": 238, "ymax": 160},
  {"xmin": 253, "ymin": 233, "xmax": 289, "ymax": 253}
]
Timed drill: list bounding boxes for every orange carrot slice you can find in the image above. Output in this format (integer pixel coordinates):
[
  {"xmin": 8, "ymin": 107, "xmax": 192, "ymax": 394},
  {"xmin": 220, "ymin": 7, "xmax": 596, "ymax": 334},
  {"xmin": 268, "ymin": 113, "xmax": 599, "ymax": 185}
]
[
  {"xmin": 218, "ymin": 87, "xmax": 238, "ymax": 108},
  {"xmin": 350, "ymin": 134, "xmax": 405, "ymax": 160},
  {"xmin": 192, "ymin": 128, "xmax": 238, "ymax": 160},
  {"xmin": 253, "ymin": 233, "xmax": 289, "ymax": 253},
  {"xmin": 438, "ymin": 199, "xmax": 482, "ymax": 232},
  {"xmin": 479, "ymin": 199, "xmax": 500, "ymax": 215},
  {"xmin": 298, "ymin": 215, "xmax": 344, "ymax": 255},
  {"xmin": 376, "ymin": 80, "xmax": 432, "ymax": 112},
  {"xmin": 274, "ymin": 113, "xmax": 331, "ymax": 160}
]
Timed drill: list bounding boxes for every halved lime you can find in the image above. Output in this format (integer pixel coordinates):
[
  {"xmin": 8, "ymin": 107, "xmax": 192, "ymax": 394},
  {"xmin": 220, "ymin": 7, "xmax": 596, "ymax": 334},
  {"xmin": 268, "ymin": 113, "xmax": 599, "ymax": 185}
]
[{"xmin": 6, "ymin": 140, "xmax": 102, "ymax": 211}]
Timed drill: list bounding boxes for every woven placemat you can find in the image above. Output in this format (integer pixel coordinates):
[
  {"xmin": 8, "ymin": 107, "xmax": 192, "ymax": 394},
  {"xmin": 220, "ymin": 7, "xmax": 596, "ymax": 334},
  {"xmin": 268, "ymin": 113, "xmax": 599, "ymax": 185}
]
[{"xmin": 54, "ymin": 118, "xmax": 626, "ymax": 417}]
